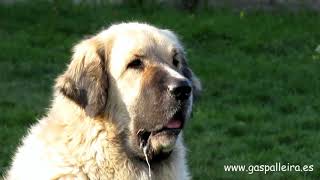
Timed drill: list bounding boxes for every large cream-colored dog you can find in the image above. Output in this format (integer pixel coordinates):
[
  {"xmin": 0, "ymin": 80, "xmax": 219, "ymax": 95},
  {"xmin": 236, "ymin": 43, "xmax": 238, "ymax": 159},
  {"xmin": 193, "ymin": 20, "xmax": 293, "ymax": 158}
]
[{"xmin": 5, "ymin": 22, "xmax": 201, "ymax": 180}]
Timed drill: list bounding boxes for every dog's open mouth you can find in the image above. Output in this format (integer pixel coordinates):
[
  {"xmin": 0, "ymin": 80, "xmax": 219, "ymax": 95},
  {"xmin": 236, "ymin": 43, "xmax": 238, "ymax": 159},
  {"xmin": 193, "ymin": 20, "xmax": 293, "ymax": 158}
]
[{"xmin": 137, "ymin": 111, "xmax": 185, "ymax": 157}]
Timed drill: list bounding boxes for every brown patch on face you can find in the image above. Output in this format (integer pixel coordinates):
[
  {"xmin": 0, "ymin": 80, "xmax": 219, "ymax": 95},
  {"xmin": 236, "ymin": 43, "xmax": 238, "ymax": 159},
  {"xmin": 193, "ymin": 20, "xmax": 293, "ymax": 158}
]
[
  {"xmin": 127, "ymin": 62, "xmax": 194, "ymax": 161},
  {"xmin": 142, "ymin": 66, "xmax": 168, "ymax": 92},
  {"xmin": 135, "ymin": 66, "xmax": 171, "ymax": 129},
  {"xmin": 126, "ymin": 66, "xmax": 173, "ymax": 158}
]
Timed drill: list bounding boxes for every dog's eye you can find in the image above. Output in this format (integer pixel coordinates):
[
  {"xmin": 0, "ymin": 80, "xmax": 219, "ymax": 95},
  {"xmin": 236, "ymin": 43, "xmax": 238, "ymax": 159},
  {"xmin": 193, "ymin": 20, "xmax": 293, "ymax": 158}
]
[
  {"xmin": 173, "ymin": 58, "xmax": 179, "ymax": 67},
  {"xmin": 127, "ymin": 59, "xmax": 143, "ymax": 69}
]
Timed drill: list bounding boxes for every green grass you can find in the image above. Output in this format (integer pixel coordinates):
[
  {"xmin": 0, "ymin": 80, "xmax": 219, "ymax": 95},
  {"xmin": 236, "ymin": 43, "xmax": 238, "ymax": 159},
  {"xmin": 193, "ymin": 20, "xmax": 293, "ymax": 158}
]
[{"xmin": 1, "ymin": 2, "xmax": 320, "ymax": 179}]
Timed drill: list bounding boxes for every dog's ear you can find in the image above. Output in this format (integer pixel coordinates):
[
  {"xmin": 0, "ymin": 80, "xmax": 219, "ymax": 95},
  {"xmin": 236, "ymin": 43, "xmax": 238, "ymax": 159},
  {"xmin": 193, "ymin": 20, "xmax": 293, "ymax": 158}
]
[{"xmin": 55, "ymin": 38, "xmax": 108, "ymax": 117}]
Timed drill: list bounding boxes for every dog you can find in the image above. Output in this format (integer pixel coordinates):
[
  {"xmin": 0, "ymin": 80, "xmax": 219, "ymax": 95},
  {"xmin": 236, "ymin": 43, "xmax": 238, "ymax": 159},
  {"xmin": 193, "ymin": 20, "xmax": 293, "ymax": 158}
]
[{"xmin": 5, "ymin": 22, "xmax": 201, "ymax": 180}]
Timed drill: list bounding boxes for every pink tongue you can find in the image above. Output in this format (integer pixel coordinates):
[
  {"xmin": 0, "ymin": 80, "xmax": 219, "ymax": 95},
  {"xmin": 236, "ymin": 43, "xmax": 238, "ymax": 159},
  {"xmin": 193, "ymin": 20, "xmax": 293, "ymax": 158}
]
[{"xmin": 165, "ymin": 119, "xmax": 182, "ymax": 129}]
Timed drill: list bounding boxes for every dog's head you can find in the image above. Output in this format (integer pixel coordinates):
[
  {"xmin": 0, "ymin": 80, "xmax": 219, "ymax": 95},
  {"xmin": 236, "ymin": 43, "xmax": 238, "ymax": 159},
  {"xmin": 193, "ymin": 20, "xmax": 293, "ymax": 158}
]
[{"xmin": 55, "ymin": 23, "xmax": 201, "ymax": 161}]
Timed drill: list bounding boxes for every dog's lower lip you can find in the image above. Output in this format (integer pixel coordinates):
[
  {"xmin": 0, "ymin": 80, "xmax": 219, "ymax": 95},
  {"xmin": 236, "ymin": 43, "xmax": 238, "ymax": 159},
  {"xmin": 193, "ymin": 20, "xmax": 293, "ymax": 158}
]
[
  {"xmin": 154, "ymin": 127, "xmax": 181, "ymax": 134},
  {"xmin": 151, "ymin": 127, "xmax": 181, "ymax": 138}
]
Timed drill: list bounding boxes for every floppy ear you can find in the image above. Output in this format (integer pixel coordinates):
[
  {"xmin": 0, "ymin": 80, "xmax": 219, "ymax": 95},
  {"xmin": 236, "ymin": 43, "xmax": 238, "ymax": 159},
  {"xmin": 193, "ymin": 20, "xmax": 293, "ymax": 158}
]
[{"xmin": 55, "ymin": 38, "xmax": 108, "ymax": 117}]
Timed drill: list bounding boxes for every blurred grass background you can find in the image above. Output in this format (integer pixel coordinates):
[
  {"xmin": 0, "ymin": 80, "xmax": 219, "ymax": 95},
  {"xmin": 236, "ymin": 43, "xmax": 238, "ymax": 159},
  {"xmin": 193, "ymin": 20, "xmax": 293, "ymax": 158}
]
[{"xmin": 1, "ymin": 1, "xmax": 320, "ymax": 179}]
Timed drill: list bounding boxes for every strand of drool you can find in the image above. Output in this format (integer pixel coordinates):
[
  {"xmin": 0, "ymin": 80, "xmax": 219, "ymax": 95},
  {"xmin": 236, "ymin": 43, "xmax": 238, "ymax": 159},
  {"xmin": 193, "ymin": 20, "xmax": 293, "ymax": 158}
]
[{"xmin": 143, "ymin": 145, "xmax": 152, "ymax": 180}]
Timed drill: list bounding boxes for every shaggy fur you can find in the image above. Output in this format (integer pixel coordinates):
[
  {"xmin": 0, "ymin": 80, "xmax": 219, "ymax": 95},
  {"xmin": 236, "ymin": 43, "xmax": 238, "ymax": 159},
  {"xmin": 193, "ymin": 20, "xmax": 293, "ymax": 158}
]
[{"xmin": 5, "ymin": 22, "xmax": 201, "ymax": 180}]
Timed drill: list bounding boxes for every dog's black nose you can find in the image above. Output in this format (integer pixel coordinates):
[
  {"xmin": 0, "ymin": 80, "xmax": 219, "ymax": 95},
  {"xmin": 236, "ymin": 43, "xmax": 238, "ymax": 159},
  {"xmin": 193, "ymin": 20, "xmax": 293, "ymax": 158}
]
[{"xmin": 168, "ymin": 80, "xmax": 192, "ymax": 100}]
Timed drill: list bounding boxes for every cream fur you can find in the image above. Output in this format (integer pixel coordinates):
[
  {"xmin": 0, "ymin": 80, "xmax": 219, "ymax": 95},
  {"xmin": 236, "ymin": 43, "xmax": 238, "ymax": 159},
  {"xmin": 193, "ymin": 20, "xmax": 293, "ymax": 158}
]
[
  {"xmin": 6, "ymin": 95, "xmax": 189, "ymax": 180},
  {"xmin": 5, "ymin": 22, "xmax": 196, "ymax": 180}
]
